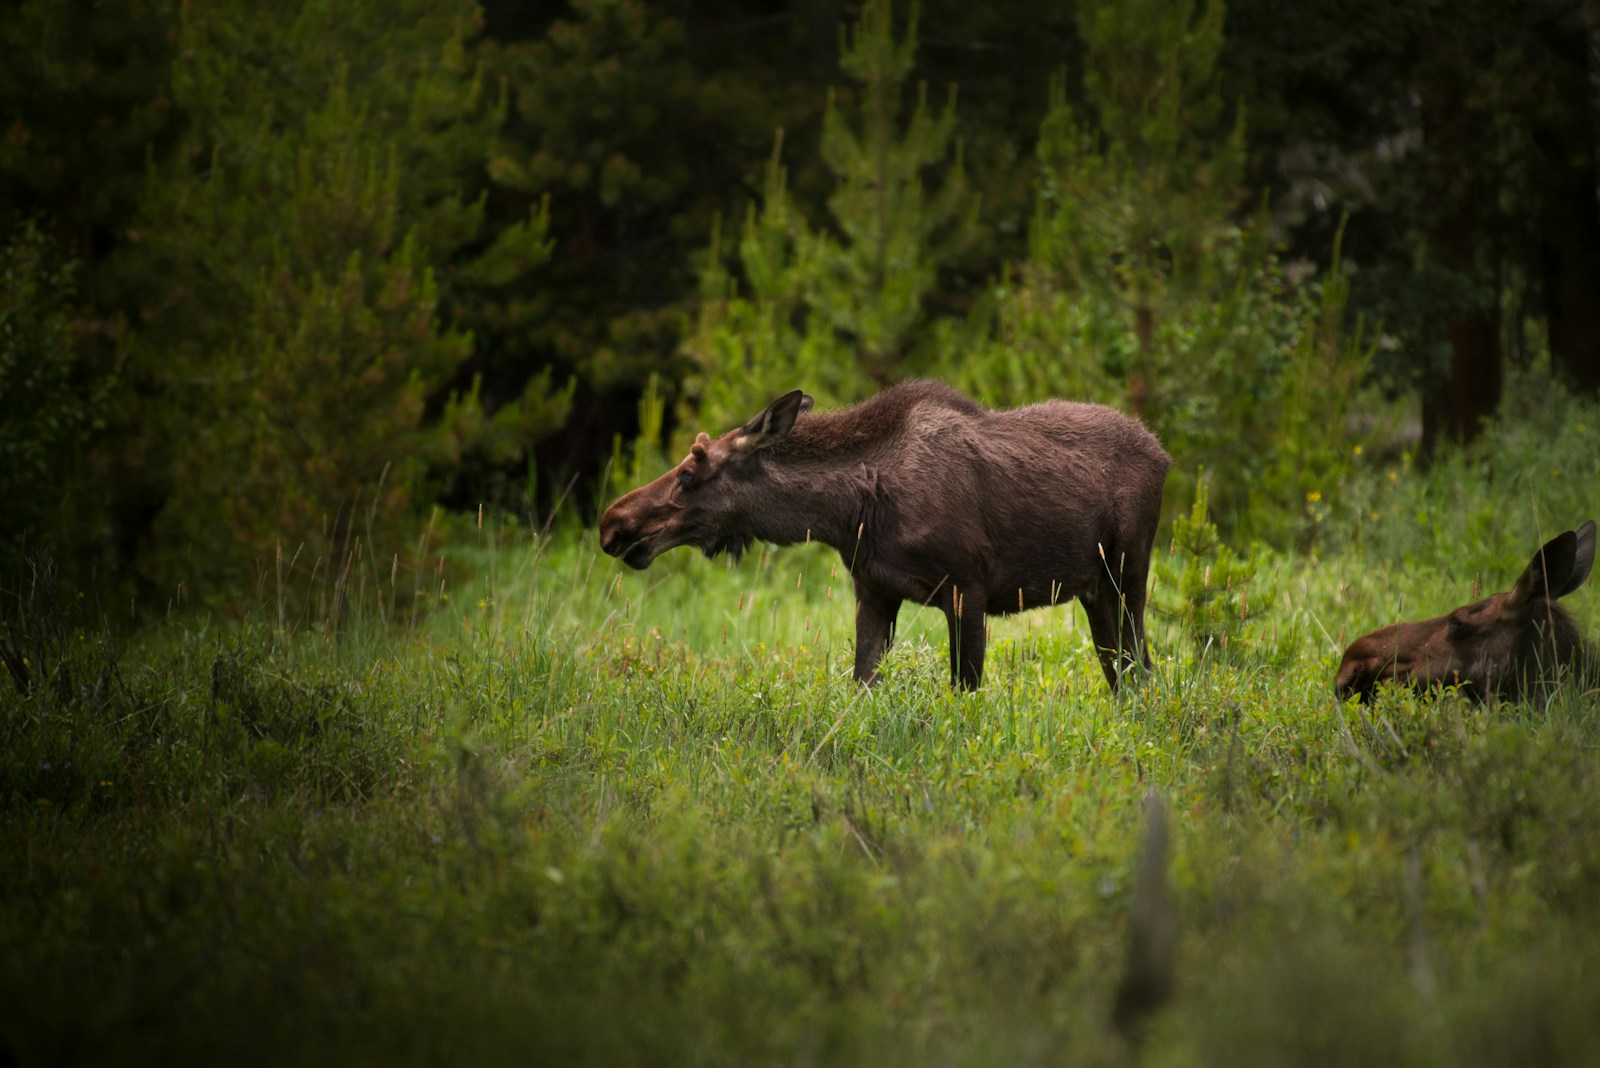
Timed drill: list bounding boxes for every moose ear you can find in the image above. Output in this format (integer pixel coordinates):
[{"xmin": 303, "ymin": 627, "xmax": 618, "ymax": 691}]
[
  {"xmin": 1560, "ymin": 519, "xmax": 1597, "ymax": 598},
  {"xmin": 737, "ymin": 389, "xmax": 812, "ymax": 451},
  {"xmin": 1512, "ymin": 524, "xmax": 1595, "ymax": 605}
]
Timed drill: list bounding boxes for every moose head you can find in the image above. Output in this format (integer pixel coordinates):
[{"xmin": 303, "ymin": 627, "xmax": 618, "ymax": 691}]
[{"xmin": 599, "ymin": 390, "xmax": 814, "ymax": 570}]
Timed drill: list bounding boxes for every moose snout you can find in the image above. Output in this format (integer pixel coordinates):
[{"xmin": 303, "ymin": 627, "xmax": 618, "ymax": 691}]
[
  {"xmin": 1334, "ymin": 658, "xmax": 1375, "ymax": 703},
  {"xmin": 599, "ymin": 513, "xmax": 632, "ymax": 558},
  {"xmin": 598, "ymin": 503, "xmax": 658, "ymax": 569}
]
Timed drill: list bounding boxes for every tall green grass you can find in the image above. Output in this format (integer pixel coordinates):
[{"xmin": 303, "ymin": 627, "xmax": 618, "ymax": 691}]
[{"xmin": 3, "ymin": 380, "xmax": 1599, "ymax": 1066}]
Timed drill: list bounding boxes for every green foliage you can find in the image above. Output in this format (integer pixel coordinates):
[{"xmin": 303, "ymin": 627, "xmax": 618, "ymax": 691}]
[
  {"xmin": 687, "ymin": 0, "xmax": 977, "ymax": 432},
  {"xmin": 604, "ymin": 373, "xmax": 669, "ymax": 503},
  {"xmin": 942, "ymin": 0, "xmax": 1373, "ymax": 541},
  {"xmin": 1249, "ymin": 223, "xmax": 1374, "ymax": 541},
  {"xmin": 1329, "ymin": 363, "xmax": 1600, "ymax": 573},
  {"xmin": 1153, "ymin": 473, "xmax": 1269, "ymax": 656},
  {"xmin": 6, "ymin": 0, "xmax": 1597, "ymax": 611},
  {"xmin": 0, "ymin": 222, "xmax": 112, "ymax": 573},
  {"xmin": 817, "ymin": 0, "xmax": 979, "ymax": 382},
  {"xmin": 1031, "ymin": 0, "xmax": 1244, "ymax": 414},
  {"xmin": 0, "ymin": 0, "xmax": 177, "ymax": 250},
  {"xmin": 1224, "ymin": 0, "xmax": 1600, "ymax": 428},
  {"xmin": 952, "ymin": 219, "xmax": 1374, "ymax": 540},
  {"xmin": 128, "ymin": 0, "xmax": 548, "ymax": 599},
  {"xmin": 687, "ymin": 147, "xmax": 844, "ymax": 428},
  {"xmin": 487, "ymin": 0, "xmax": 742, "ymax": 384}
]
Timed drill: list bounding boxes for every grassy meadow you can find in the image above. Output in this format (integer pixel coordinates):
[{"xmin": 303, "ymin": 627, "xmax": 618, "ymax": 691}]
[{"xmin": 5, "ymin": 393, "xmax": 1600, "ymax": 1066}]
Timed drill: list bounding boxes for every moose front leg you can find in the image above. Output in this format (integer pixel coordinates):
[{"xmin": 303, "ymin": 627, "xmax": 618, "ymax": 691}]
[
  {"xmin": 852, "ymin": 585, "xmax": 901, "ymax": 685},
  {"xmin": 945, "ymin": 584, "xmax": 987, "ymax": 690}
]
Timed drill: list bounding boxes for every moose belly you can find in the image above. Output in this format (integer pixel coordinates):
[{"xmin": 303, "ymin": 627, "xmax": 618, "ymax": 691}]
[{"xmin": 986, "ymin": 577, "xmax": 1093, "ymax": 616}]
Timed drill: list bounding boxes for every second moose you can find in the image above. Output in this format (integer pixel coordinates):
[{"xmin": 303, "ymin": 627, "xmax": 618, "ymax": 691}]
[
  {"xmin": 599, "ymin": 380, "xmax": 1171, "ymax": 691},
  {"xmin": 1336, "ymin": 520, "xmax": 1598, "ymax": 702}
]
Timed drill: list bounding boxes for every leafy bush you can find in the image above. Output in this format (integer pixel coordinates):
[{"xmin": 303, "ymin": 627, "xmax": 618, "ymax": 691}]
[
  {"xmin": 947, "ymin": 225, "xmax": 1373, "ymax": 542},
  {"xmin": 1328, "ymin": 361, "xmax": 1600, "ymax": 577}
]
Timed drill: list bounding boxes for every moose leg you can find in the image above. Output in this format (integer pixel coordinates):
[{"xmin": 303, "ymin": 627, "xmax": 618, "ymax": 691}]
[
  {"xmin": 1118, "ymin": 549, "xmax": 1154, "ymax": 673},
  {"xmin": 1082, "ymin": 592, "xmax": 1131, "ymax": 691},
  {"xmin": 853, "ymin": 586, "xmax": 901, "ymax": 685},
  {"xmin": 1083, "ymin": 551, "xmax": 1151, "ymax": 692},
  {"xmin": 944, "ymin": 585, "xmax": 987, "ymax": 690}
]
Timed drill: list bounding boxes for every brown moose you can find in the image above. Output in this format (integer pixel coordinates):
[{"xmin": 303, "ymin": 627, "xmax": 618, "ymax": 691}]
[
  {"xmin": 599, "ymin": 380, "xmax": 1171, "ymax": 691},
  {"xmin": 1335, "ymin": 520, "xmax": 1598, "ymax": 702}
]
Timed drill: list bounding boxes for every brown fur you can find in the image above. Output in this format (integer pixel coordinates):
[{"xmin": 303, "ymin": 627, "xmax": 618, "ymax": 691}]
[
  {"xmin": 599, "ymin": 380, "xmax": 1172, "ymax": 691},
  {"xmin": 1335, "ymin": 521, "xmax": 1598, "ymax": 702}
]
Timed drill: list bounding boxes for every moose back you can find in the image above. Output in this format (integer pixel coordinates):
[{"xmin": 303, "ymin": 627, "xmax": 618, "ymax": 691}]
[{"xmin": 599, "ymin": 380, "xmax": 1171, "ymax": 691}]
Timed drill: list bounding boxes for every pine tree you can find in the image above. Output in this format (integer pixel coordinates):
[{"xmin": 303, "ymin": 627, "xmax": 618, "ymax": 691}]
[
  {"xmin": 474, "ymin": 0, "xmax": 801, "ymax": 507},
  {"xmin": 816, "ymin": 0, "xmax": 978, "ymax": 384},
  {"xmin": 942, "ymin": 0, "xmax": 1372, "ymax": 538},
  {"xmin": 686, "ymin": 0, "xmax": 977, "ymax": 430},
  {"xmin": 0, "ymin": 0, "xmax": 178, "ymax": 268},
  {"xmin": 1031, "ymin": 0, "xmax": 1244, "ymax": 420},
  {"xmin": 1153, "ymin": 472, "xmax": 1268, "ymax": 655},
  {"xmin": 129, "ymin": 0, "xmax": 549, "ymax": 598}
]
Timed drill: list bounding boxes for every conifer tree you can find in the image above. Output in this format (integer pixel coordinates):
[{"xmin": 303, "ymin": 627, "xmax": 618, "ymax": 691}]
[
  {"xmin": 130, "ymin": 0, "xmax": 549, "ymax": 597},
  {"xmin": 687, "ymin": 0, "xmax": 977, "ymax": 430},
  {"xmin": 943, "ymin": 0, "xmax": 1371, "ymax": 538},
  {"xmin": 0, "ymin": 0, "xmax": 178, "ymax": 271},
  {"xmin": 1031, "ymin": 0, "xmax": 1244, "ymax": 420},
  {"xmin": 816, "ymin": 0, "xmax": 978, "ymax": 384},
  {"xmin": 474, "ymin": 0, "xmax": 800, "ymax": 508}
]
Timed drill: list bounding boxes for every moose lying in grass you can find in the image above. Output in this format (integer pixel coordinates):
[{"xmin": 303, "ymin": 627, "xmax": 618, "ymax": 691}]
[
  {"xmin": 1336, "ymin": 520, "xmax": 1598, "ymax": 703},
  {"xmin": 600, "ymin": 381, "xmax": 1171, "ymax": 691}
]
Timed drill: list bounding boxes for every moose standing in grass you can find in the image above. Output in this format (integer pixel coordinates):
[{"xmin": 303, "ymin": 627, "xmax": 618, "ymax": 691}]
[
  {"xmin": 1336, "ymin": 520, "xmax": 1598, "ymax": 702},
  {"xmin": 600, "ymin": 381, "xmax": 1171, "ymax": 691}
]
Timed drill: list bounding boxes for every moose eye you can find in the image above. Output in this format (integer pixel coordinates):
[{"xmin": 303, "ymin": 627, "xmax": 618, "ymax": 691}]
[
  {"xmin": 676, "ymin": 469, "xmax": 695, "ymax": 491},
  {"xmin": 1446, "ymin": 617, "xmax": 1462, "ymax": 638}
]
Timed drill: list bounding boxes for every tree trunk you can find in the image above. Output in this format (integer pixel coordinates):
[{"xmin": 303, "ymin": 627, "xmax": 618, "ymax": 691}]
[
  {"xmin": 1535, "ymin": 3, "xmax": 1600, "ymax": 395},
  {"xmin": 1421, "ymin": 308, "xmax": 1501, "ymax": 459},
  {"xmin": 1540, "ymin": 161, "xmax": 1600, "ymax": 395},
  {"xmin": 1418, "ymin": 52, "xmax": 1501, "ymax": 462}
]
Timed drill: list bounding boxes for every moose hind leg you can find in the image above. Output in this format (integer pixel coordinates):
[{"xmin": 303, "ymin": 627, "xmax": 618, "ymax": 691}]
[
  {"xmin": 1082, "ymin": 550, "xmax": 1151, "ymax": 691},
  {"xmin": 1116, "ymin": 547, "xmax": 1154, "ymax": 672},
  {"xmin": 1082, "ymin": 591, "xmax": 1126, "ymax": 691}
]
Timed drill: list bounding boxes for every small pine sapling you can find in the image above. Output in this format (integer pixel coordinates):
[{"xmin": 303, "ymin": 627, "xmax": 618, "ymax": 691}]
[{"xmin": 1154, "ymin": 473, "xmax": 1270, "ymax": 656}]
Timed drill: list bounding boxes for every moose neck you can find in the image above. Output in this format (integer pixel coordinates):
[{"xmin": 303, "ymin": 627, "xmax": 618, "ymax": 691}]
[
  {"xmin": 1516, "ymin": 602, "xmax": 1599, "ymax": 692},
  {"xmin": 741, "ymin": 420, "xmax": 884, "ymax": 555}
]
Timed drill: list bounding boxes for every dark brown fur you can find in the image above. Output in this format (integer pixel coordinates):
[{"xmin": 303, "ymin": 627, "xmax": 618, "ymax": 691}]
[
  {"xmin": 1335, "ymin": 521, "xmax": 1598, "ymax": 702},
  {"xmin": 599, "ymin": 381, "xmax": 1172, "ymax": 691}
]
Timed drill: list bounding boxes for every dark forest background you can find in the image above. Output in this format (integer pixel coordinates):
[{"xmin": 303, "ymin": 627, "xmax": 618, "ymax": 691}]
[{"xmin": 4, "ymin": 0, "xmax": 1598, "ymax": 605}]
